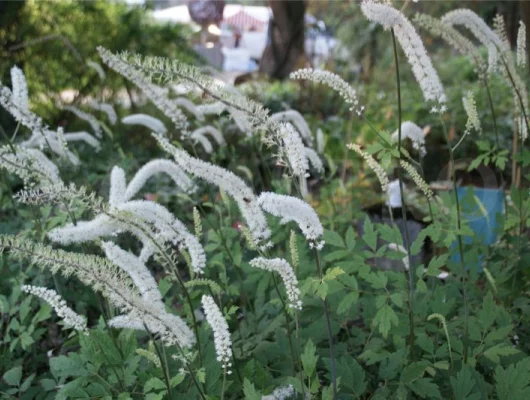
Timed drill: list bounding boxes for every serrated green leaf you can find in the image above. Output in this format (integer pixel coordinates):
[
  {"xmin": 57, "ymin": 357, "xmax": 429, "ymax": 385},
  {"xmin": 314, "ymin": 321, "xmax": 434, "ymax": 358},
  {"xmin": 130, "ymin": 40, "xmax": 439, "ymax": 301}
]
[
  {"xmin": 450, "ymin": 366, "xmax": 481, "ymax": 400},
  {"xmin": 495, "ymin": 358, "xmax": 530, "ymax": 400},
  {"xmin": 374, "ymin": 304, "xmax": 398, "ymax": 338},
  {"xmin": 243, "ymin": 378, "xmax": 262, "ymax": 400},
  {"xmin": 301, "ymin": 339, "xmax": 318, "ymax": 377},
  {"xmin": 363, "ymin": 218, "xmax": 378, "ymax": 251},
  {"xmin": 323, "ymin": 267, "xmax": 345, "ymax": 281},
  {"xmin": 345, "ymin": 226, "xmax": 356, "ymax": 250},
  {"xmin": 426, "ymin": 254, "xmax": 448, "ymax": 277},
  {"xmin": 401, "ymin": 361, "xmax": 429, "ymax": 384},
  {"xmin": 3, "ymin": 366, "xmax": 22, "ymax": 387},
  {"xmin": 323, "ymin": 230, "xmax": 345, "ymax": 248},
  {"xmin": 337, "ymin": 292, "xmax": 359, "ymax": 314},
  {"xmin": 483, "ymin": 344, "xmax": 519, "ymax": 363},
  {"xmin": 144, "ymin": 377, "xmax": 166, "ymax": 393},
  {"xmin": 408, "ymin": 378, "xmax": 441, "ymax": 399}
]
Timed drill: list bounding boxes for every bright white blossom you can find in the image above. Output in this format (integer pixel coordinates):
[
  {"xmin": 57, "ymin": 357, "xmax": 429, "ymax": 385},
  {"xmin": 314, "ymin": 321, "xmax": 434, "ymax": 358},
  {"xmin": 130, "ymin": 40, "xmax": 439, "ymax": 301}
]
[
  {"xmin": 62, "ymin": 105, "xmax": 103, "ymax": 138},
  {"xmin": 250, "ymin": 257, "xmax": 302, "ymax": 310},
  {"xmin": 122, "ymin": 113, "xmax": 167, "ymax": 135},
  {"xmin": 262, "ymin": 384, "xmax": 295, "ymax": 400},
  {"xmin": 361, "ymin": 1, "xmax": 446, "ymax": 109},
  {"xmin": 102, "ymin": 241, "xmax": 163, "ymax": 305},
  {"xmin": 86, "ymin": 60, "xmax": 106, "ymax": 80},
  {"xmin": 190, "ymin": 126, "xmax": 225, "ymax": 153},
  {"xmin": 391, "ymin": 121, "xmax": 426, "ymax": 156},
  {"xmin": 98, "ymin": 47, "xmax": 189, "ymax": 133},
  {"xmin": 414, "ymin": 14, "xmax": 487, "ymax": 78},
  {"xmin": 517, "ymin": 21, "xmax": 527, "ymax": 67},
  {"xmin": 441, "ymin": 9, "xmax": 506, "ymax": 72},
  {"xmin": 201, "ymin": 295, "xmax": 232, "ymax": 372},
  {"xmin": 304, "ymin": 147, "xmax": 324, "ymax": 173},
  {"xmin": 443, "ymin": 10, "xmax": 529, "ymax": 140},
  {"xmin": 347, "ymin": 143, "xmax": 389, "ymax": 192},
  {"xmin": 21, "ymin": 285, "xmax": 87, "ymax": 332},
  {"xmin": 175, "ymin": 97, "xmax": 204, "ymax": 121},
  {"xmin": 62, "ymin": 131, "xmax": 101, "ymax": 150},
  {"xmin": 48, "ymin": 163, "xmax": 205, "ymax": 274},
  {"xmin": 193, "ymin": 125, "xmax": 225, "ymax": 145},
  {"xmin": 290, "ymin": 68, "xmax": 363, "ymax": 114},
  {"xmin": 462, "ymin": 91, "xmax": 481, "ymax": 135},
  {"xmin": 0, "ymin": 146, "xmax": 62, "ymax": 187},
  {"xmin": 257, "ymin": 192, "xmax": 323, "ymax": 248},
  {"xmin": 121, "ymin": 160, "xmax": 196, "ymax": 200},
  {"xmin": 280, "ymin": 123, "xmax": 309, "ymax": 178},
  {"xmin": 86, "ymin": 100, "xmax": 117, "ymax": 125},
  {"xmin": 155, "ymin": 134, "xmax": 272, "ymax": 249},
  {"xmin": 400, "ymin": 160, "xmax": 433, "ymax": 200},
  {"xmin": 316, "ymin": 128, "xmax": 325, "ymax": 153},
  {"xmin": 10, "ymin": 66, "xmax": 29, "ymax": 111},
  {"xmin": 271, "ymin": 110, "xmax": 313, "ymax": 146}
]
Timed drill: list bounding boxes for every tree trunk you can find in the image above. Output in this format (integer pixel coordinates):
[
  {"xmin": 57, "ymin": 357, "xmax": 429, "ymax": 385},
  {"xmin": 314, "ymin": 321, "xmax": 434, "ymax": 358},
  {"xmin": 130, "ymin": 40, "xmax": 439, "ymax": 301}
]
[{"xmin": 259, "ymin": 0, "xmax": 306, "ymax": 79}]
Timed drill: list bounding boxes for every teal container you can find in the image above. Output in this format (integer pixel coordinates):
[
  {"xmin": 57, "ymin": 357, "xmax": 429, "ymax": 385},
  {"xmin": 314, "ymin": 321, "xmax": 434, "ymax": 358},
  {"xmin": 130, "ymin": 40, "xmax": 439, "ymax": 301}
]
[{"xmin": 451, "ymin": 187, "xmax": 504, "ymax": 267}]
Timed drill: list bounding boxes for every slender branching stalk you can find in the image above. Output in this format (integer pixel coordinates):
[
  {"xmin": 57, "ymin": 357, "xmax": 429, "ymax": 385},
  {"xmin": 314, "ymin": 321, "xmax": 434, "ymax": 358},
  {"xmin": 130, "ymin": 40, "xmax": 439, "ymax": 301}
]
[
  {"xmin": 312, "ymin": 245, "xmax": 337, "ymax": 399},
  {"xmin": 391, "ymin": 29, "xmax": 416, "ymax": 359},
  {"xmin": 439, "ymin": 115, "xmax": 469, "ymax": 363}
]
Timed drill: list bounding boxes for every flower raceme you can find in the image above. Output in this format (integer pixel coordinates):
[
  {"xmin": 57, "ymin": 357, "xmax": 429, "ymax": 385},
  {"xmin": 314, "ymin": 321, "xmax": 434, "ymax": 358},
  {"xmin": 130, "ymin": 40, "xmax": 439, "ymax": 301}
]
[
  {"xmin": 290, "ymin": 68, "xmax": 363, "ymax": 115},
  {"xmin": 155, "ymin": 134, "xmax": 272, "ymax": 250},
  {"xmin": 361, "ymin": 1, "xmax": 446, "ymax": 110},
  {"xmin": 102, "ymin": 242, "xmax": 196, "ymax": 348},
  {"xmin": 98, "ymin": 46, "xmax": 189, "ymax": 133},
  {"xmin": 391, "ymin": 121, "xmax": 427, "ymax": 157},
  {"xmin": 21, "ymin": 285, "xmax": 87, "ymax": 333},
  {"xmin": 347, "ymin": 143, "xmax": 389, "ymax": 193},
  {"xmin": 201, "ymin": 295, "xmax": 233, "ymax": 372},
  {"xmin": 257, "ymin": 192, "xmax": 324, "ymax": 249},
  {"xmin": 48, "ymin": 162, "xmax": 205, "ymax": 274},
  {"xmin": 122, "ymin": 114, "xmax": 168, "ymax": 135},
  {"xmin": 249, "ymin": 257, "xmax": 302, "ymax": 310}
]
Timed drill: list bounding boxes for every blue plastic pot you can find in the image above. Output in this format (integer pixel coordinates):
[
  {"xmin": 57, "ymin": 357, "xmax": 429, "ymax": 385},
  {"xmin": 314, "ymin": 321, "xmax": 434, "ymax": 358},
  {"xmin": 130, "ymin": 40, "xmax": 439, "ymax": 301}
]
[{"xmin": 450, "ymin": 187, "xmax": 504, "ymax": 268}]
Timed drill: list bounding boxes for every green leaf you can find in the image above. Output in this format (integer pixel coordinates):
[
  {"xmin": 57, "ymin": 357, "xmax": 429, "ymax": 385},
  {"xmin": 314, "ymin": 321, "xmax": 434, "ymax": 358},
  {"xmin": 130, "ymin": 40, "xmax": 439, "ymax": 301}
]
[
  {"xmin": 337, "ymin": 292, "xmax": 359, "ymax": 314},
  {"xmin": 41, "ymin": 378, "xmax": 57, "ymax": 391},
  {"xmin": 373, "ymin": 304, "xmax": 398, "ymax": 338},
  {"xmin": 495, "ymin": 358, "xmax": 530, "ymax": 400},
  {"xmin": 363, "ymin": 218, "xmax": 378, "ymax": 251},
  {"xmin": 170, "ymin": 374, "xmax": 184, "ymax": 388},
  {"xmin": 426, "ymin": 254, "xmax": 448, "ymax": 277},
  {"xmin": 323, "ymin": 250, "xmax": 350, "ymax": 262},
  {"xmin": 243, "ymin": 378, "xmax": 262, "ymax": 400},
  {"xmin": 323, "ymin": 230, "xmax": 345, "ymax": 248},
  {"xmin": 3, "ymin": 366, "xmax": 22, "ymax": 387},
  {"xmin": 144, "ymin": 377, "xmax": 166, "ymax": 393},
  {"xmin": 485, "ymin": 325, "xmax": 513, "ymax": 345},
  {"xmin": 19, "ymin": 373, "xmax": 35, "ymax": 392},
  {"xmin": 478, "ymin": 292, "xmax": 497, "ymax": 330},
  {"xmin": 345, "ymin": 226, "xmax": 356, "ymax": 250},
  {"xmin": 408, "ymin": 378, "xmax": 441, "ymax": 399},
  {"xmin": 301, "ymin": 340, "xmax": 318, "ymax": 377},
  {"xmin": 483, "ymin": 343, "xmax": 519, "ymax": 363},
  {"xmin": 401, "ymin": 361, "xmax": 429, "ymax": 384},
  {"xmin": 450, "ymin": 366, "xmax": 481, "ymax": 400},
  {"xmin": 322, "ymin": 385, "xmax": 334, "ymax": 400},
  {"xmin": 323, "ymin": 267, "xmax": 345, "ymax": 281}
]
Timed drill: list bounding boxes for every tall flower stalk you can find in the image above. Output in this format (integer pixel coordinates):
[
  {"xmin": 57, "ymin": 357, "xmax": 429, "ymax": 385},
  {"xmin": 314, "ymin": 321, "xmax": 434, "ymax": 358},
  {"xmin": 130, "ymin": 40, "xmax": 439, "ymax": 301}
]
[{"xmin": 391, "ymin": 29, "xmax": 416, "ymax": 359}]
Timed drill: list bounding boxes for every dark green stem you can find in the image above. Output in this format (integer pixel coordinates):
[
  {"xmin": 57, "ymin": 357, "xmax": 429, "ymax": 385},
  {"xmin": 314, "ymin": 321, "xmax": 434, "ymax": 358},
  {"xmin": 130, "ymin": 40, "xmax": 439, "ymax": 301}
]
[
  {"xmin": 391, "ymin": 29, "xmax": 416, "ymax": 359},
  {"xmin": 312, "ymin": 246, "xmax": 337, "ymax": 399}
]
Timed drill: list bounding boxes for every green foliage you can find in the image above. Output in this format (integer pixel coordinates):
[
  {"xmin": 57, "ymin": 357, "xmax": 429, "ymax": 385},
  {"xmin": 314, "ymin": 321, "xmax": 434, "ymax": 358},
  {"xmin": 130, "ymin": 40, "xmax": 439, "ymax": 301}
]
[{"xmin": 1, "ymin": 1, "xmax": 530, "ymax": 399}]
